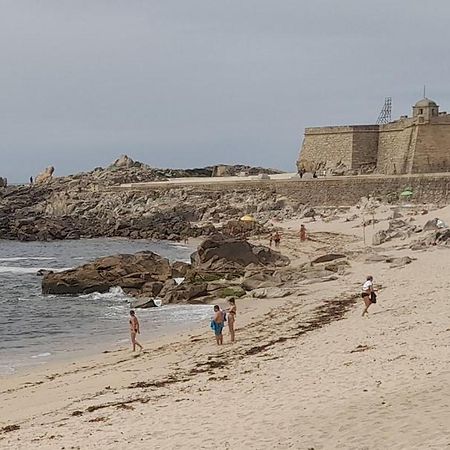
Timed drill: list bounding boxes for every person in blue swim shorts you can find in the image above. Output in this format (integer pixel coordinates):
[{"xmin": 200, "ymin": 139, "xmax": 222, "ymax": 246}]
[{"xmin": 211, "ymin": 305, "xmax": 225, "ymax": 345}]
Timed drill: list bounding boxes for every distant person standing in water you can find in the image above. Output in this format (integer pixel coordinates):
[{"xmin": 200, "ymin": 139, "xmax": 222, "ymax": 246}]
[
  {"xmin": 129, "ymin": 310, "xmax": 143, "ymax": 351},
  {"xmin": 227, "ymin": 298, "xmax": 237, "ymax": 343},
  {"xmin": 361, "ymin": 275, "xmax": 376, "ymax": 317},
  {"xmin": 29, "ymin": 176, "xmax": 33, "ymax": 185}
]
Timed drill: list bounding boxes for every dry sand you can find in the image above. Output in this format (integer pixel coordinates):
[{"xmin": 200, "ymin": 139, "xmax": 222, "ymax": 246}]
[{"xmin": 1, "ymin": 205, "xmax": 450, "ymax": 449}]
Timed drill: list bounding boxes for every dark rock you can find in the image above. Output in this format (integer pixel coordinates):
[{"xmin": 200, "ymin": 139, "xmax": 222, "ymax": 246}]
[
  {"xmin": 302, "ymin": 207, "xmax": 316, "ymax": 218},
  {"xmin": 130, "ymin": 297, "xmax": 161, "ymax": 308},
  {"xmin": 171, "ymin": 261, "xmax": 191, "ymax": 278},
  {"xmin": 241, "ymin": 272, "xmax": 277, "ymax": 291},
  {"xmin": 311, "ymin": 253, "xmax": 346, "ymax": 264},
  {"xmin": 141, "ymin": 281, "xmax": 164, "ymax": 297},
  {"xmin": 324, "ymin": 260, "xmax": 350, "ymax": 273},
  {"xmin": 385, "ymin": 256, "xmax": 414, "ymax": 267},
  {"xmin": 372, "ymin": 230, "xmax": 389, "ymax": 246},
  {"xmin": 42, "ymin": 251, "xmax": 171, "ymax": 295},
  {"xmin": 36, "ymin": 269, "xmax": 53, "ymax": 277},
  {"xmin": 191, "ymin": 234, "xmax": 289, "ymax": 274},
  {"xmin": 164, "ymin": 282, "xmax": 208, "ymax": 304}
]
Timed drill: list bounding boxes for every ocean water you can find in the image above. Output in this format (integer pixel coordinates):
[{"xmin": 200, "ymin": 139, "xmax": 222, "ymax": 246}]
[{"xmin": 0, "ymin": 238, "xmax": 211, "ymax": 375}]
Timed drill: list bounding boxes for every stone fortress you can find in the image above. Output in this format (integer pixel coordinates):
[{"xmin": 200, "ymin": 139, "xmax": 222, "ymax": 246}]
[{"xmin": 297, "ymin": 97, "xmax": 450, "ymax": 175}]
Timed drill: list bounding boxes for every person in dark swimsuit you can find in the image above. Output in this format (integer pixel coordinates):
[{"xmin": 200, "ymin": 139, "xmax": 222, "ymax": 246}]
[
  {"xmin": 129, "ymin": 310, "xmax": 143, "ymax": 352},
  {"xmin": 227, "ymin": 298, "xmax": 237, "ymax": 343}
]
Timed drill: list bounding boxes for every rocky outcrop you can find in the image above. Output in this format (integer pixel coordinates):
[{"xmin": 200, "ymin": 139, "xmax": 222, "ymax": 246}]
[
  {"xmin": 0, "ymin": 158, "xmax": 288, "ymax": 242},
  {"xmin": 35, "ymin": 166, "xmax": 54, "ymax": 184},
  {"xmin": 191, "ymin": 234, "xmax": 290, "ymax": 274},
  {"xmin": 111, "ymin": 155, "xmax": 139, "ymax": 169},
  {"xmin": 42, "ymin": 251, "xmax": 172, "ymax": 295},
  {"xmin": 40, "ymin": 235, "xmax": 292, "ymax": 306}
]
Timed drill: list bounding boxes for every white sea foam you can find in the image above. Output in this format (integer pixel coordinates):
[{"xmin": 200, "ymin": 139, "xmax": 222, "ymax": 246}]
[
  {"xmin": 170, "ymin": 243, "xmax": 190, "ymax": 248},
  {"xmin": 80, "ymin": 286, "xmax": 128, "ymax": 301},
  {"xmin": 31, "ymin": 352, "xmax": 51, "ymax": 359},
  {"xmin": 0, "ymin": 257, "xmax": 55, "ymax": 262},
  {"xmin": 0, "ymin": 266, "xmax": 72, "ymax": 274}
]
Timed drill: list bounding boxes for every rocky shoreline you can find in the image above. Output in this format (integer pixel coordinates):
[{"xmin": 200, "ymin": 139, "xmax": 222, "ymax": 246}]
[
  {"xmin": 0, "ymin": 156, "xmax": 286, "ymax": 242},
  {"xmin": 41, "ymin": 234, "xmax": 291, "ymax": 306}
]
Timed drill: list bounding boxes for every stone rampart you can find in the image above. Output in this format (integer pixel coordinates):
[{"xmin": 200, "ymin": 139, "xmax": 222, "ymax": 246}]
[
  {"xmin": 298, "ymin": 126, "xmax": 354, "ymax": 171},
  {"xmin": 117, "ymin": 174, "xmax": 450, "ymax": 206},
  {"xmin": 376, "ymin": 119, "xmax": 416, "ymax": 175},
  {"xmin": 351, "ymin": 126, "xmax": 379, "ymax": 168},
  {"xmin": 412, "ymin": 117, "xmax": 450, "ymax": 173}
]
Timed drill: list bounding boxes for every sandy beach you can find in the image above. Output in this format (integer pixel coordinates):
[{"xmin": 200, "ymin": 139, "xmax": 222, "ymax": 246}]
[{"xmin": 1, "ymin": 205, "xmax": 450, "ymax": 449}]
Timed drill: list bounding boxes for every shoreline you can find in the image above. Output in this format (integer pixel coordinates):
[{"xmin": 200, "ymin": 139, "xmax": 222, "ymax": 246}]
[
  {"xmin": 0, "ymin": 304, "xmax": 211, "ymax": 379},
  {"xmin": 1, "ymin": 209, "xmax": 450, "ymax": 449}
]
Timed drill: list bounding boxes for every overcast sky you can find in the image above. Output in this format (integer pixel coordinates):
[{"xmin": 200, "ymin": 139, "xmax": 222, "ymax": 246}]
[{"xmin": 1, "ymin": 0, "xmax": 450, "ymax": 181}]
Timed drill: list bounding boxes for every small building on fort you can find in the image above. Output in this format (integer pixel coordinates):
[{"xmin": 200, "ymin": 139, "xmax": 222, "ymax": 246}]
[{"xmin": 297, "ymin": 98, "xmax": 450, "ymax": 175}]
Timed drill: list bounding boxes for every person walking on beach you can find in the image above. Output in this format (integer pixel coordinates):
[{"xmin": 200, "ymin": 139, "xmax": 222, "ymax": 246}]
[
  {"xmin": 300, "ymin": 224, "xmax": 307, "ymax": 242},
  {"xmin": 227, "ymin": 298, "xmax": 237, "ymax": 343},
  {"xmin": 129, "ymin": 310, "xmax": 143, "ymax": 352},
  {"xmin": 210, "ymin": 305, "xmax": 225, "ymax": 345},
  {"xmin": 361, "ymin": 275, "xmax": 376, "ymax": 317}
]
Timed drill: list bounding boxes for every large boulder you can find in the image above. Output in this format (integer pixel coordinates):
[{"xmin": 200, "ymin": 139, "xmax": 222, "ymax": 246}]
[
  {"xmin": 423, "ymin": 218, "xmax": 448, "ymax": 231},
  {"xmin": 35, "ymin": 166, "xmax": 55, "ymax": 184},
  {"xmin": 111, "ymin": 155, "xmax": 137, "ymax": 169},
  {"xmin": 42, "ymin": 251, "xmax": 172, "ymax": 295},
  {"xmin": 163, "ymin": 282, "xmax": 208, "ymax": 304},
  {"xmin": 190, "ymin": 234, "xmax": 290, "ymax": 274}
]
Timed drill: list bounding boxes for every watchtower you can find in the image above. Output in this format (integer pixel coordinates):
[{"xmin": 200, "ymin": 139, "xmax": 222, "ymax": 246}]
[{"xmin": 412, "ymin": 98, "xmax": 439, "ymax": 122}]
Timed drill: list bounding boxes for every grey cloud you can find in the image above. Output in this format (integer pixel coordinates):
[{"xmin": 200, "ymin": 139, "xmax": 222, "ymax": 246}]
[{"xmin": 1, "ymin": 0, "xmax": 450, "ymax": 181}]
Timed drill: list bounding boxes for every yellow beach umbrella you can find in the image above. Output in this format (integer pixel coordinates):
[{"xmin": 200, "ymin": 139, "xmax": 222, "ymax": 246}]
[{"xmin": 240, "ymin": 214, "xmax": 255, "ymax": 222}]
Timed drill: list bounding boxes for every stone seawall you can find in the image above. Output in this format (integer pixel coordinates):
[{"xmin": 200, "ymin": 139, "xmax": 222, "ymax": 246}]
[{"xmin": 117, "ymin": 173, "xmax": 450, "ymax": 206}]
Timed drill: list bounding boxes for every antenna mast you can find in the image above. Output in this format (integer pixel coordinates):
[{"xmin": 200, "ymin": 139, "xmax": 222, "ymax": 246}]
[{"xmin": 376, "ymin": 97, "xmax": 392, "ymax": 124}]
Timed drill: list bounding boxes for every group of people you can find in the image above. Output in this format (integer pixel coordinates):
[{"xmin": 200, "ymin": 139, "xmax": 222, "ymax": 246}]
[
  {"xmin": 269, "ymin": 231, "xmax": 281, "ymax": 248},
  {"xmin": 269, "ymin": 225, "xmax": 307, "ymax": 248},
  {"xmin": 127, "ymin": 275, "xmax": 377, "ymax": 351},
  {"xmin": 210, "ymin": 298, "xmax": 237, "ymax": 345},
  {"xmin": 127, "ymin": 298, "xmax": 237, "ymax": 351}
]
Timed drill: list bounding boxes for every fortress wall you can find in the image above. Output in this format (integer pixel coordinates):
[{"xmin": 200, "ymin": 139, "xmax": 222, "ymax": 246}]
[
  {"xmin": 298, "ymin": 126, "xmax": 353, "ymax": 171},
  {"xmin": 377, "ymin": 120, "xmax": 416, "ymax": 174},
  {"xmin": 120, "ymin": 174, "xmax": 450, "ymax": 206},
  {"xmin": 351, "ymin": 126, "xmax": 379, "ymax": 168},
  {"xmin": 412, "ymin": 119, "xmax": 450, "ymax": 173}
]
